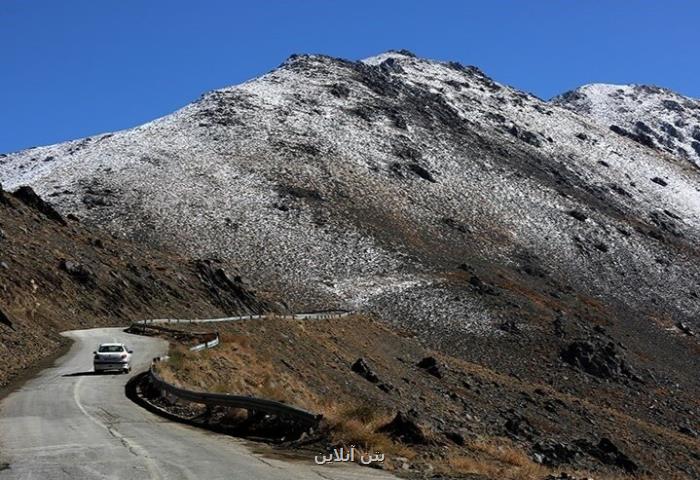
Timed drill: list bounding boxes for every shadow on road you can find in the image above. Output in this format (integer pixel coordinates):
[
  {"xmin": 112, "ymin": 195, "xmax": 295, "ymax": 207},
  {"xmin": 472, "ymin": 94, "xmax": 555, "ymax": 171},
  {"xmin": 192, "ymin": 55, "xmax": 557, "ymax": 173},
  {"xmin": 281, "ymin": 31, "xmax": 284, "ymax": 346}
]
[{"xmin": 62, "ymin": 371, "xmax": 122, "ymax": 377}]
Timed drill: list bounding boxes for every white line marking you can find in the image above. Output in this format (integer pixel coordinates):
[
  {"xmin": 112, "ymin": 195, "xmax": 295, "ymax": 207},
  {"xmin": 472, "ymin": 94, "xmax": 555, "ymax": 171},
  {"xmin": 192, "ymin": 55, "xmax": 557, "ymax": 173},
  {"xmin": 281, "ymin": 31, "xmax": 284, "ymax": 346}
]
[{"xmin": 73, "ymin": 376, "xmax": 163, "ymax": 480}]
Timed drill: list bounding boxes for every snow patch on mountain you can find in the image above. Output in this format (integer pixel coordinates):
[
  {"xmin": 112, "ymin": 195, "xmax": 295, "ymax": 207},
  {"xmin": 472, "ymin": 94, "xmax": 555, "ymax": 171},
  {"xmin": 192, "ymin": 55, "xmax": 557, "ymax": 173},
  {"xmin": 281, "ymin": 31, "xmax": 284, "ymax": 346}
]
[{"xmin": 554, "ymin": 83, "xmax": 700, "ymax": 168}]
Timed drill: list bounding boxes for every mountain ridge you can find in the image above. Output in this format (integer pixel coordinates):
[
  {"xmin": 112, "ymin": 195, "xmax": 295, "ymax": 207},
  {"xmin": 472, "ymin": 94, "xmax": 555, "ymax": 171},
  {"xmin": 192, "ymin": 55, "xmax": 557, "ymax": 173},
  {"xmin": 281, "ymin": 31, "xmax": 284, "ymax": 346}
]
[
  {"xmin": 553, "ymin": 82, "xmax": 700, "ymax": 168},
  {"xmin": 1, "ymin": 49, "xmax": 699, "ymax": 341}
]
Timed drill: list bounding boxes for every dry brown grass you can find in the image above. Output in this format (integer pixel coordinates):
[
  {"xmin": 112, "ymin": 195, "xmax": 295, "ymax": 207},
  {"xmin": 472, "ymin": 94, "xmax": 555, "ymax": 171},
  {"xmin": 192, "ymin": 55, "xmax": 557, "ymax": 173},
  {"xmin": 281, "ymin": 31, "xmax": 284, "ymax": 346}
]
[
  {"xmin": 440, "ymin": 444, "xmax": 546, "ymax": 479},
  {"xmin": 257, "ymin": 374, "xmax": 292, "ymax": 403},
  {"xmin": 154, "ymin": 319, "xmax": 697, "ymax": 480},
  {"xmin": 315, "ymin": 401, "xmax": 416, "ymax": 461},
  {"xmin": 158, "ymin": 338, "xmax": 323, "ymax": 411},
  {"xmin": 439, "ymin": 437, "xmax": 660, "ymax": 480},
  {"xmin": 441, "ymin": 438, "xmax": 553, "ymax": 480}
]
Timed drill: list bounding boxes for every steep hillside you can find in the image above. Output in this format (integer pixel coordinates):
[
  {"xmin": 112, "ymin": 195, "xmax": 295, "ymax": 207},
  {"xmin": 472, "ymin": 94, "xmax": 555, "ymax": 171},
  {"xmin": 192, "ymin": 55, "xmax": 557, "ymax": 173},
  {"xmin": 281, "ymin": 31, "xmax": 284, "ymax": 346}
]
[
  {"xmin": 154, "ymin": 316, "xmax": 700, "ymax": 479},
  {"xmin": 1, "ymin": 52, "xmax": 698, "ymax": 326},
  {"xmin": 554, "ymin": 83, "xmax": 700, "ymax": 167},
  {"xmin": 0, "ymin": 184, "xmax": 272, "ymax": 388}
]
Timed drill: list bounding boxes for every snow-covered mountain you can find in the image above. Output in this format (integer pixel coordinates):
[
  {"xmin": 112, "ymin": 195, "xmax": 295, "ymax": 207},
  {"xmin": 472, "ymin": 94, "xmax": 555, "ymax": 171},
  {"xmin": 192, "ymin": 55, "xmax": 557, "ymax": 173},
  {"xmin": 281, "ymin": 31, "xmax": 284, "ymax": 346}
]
[
  {"xmin": 1, "ymin": 51, "xmax": 699, "ymax": 343},
  {"xmin": 554, "ymin": 83, "xmax": 700, "ymax": 168}
]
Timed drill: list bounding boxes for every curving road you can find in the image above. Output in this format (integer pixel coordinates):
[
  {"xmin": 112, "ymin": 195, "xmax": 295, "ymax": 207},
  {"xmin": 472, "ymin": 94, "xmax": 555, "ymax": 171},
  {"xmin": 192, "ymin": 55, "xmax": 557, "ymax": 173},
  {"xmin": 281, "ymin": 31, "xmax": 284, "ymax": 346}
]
[{"xmin": 0, "ymin": 328, "xmax": 397, "ymax": 480}]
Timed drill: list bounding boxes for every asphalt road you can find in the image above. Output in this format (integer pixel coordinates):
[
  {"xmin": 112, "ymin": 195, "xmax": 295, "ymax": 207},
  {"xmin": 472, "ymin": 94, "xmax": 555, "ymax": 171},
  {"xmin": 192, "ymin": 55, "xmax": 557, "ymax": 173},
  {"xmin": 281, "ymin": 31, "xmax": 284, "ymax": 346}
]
[{"xmin": 0, "ymin": 328, "xmax": 397, "ymax": 480}]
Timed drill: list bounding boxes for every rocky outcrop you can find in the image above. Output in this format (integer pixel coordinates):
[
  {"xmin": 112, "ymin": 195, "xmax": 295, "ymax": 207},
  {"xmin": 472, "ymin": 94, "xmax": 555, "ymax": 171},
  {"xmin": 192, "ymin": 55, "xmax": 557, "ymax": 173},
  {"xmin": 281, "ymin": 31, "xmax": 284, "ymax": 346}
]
[
  {"xmin": 350, "ymin": 357, "xmax": 379, "ymax": 383},
  {"xmin": 561, "ymin": 339, "xmax": 639, "ymax": 382},
  {"xmin": 59, "ymin": 259, "xmax": 95, "ymax": 284},
  {"xmin": 575, "ymin": 438, "xmax": 639, "ymax": 473},
  {"xmin": 0, "ymin": 307, "xmax": 13, "ymax": 330},
  {"xmin": 13, "ymin": 186, "xmax": 66, "ymax": 225},
  {"xmin": 194, "ymin": 259, "xmax": 271, "ymax": 314},
  {"xmin": 554, "ymin": 83, "xmax": 700, "ymax": 168},
  {"xmin": 416, "ymin": 356, "xmax": 443, "ymax": 378},
  {"xmin": 378, "ymin": 411, "xmax": 428, "ymax": 444},
  {"xmin": 0, "ymin": 188, "xmax": 274, "ymax": 388}
]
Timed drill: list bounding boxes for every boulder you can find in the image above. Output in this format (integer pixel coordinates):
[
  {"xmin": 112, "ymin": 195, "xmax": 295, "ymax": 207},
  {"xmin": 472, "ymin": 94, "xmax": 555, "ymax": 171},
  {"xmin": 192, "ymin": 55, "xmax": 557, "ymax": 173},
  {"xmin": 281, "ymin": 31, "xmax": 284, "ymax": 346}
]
[
  {"xmin": 351, "ymin": 358, "xmax": 379, "ymax": 383},
  {"xmin": 444, "ymin": 430, "xmax": 465, "ymax": 446},
  {"xmin": 377, "ymin": 382, "xmax": 395, "ymax": 394},
  {"xmin": 499, "ymin": 319, "xmax": 521, "ymax": 334},
  {"xmin": 567, "ymin": 210, "xmax": 588, "ymax": 222},
  {"xmin": 416, "ymin": 356, "xmax": 443, "ymax": 378},
  {"xmin": 533, "ymin": 440, "xmax": 582, "ymax": 466},
  {"xmin": 0, "ymin": 183, "xmax": 9, "ymax": 206},
  {"xmin": 676, "ymin": 322, "xmax": 695, "ymax": 336},
  {"xmin": 545, "ymin": 474, "xmax": 592, "ymax": 480},
  {"xmin": 468, "ymin": 274, "xmax": 498, "ymax": 295},
  {"xmin": 0, "ymin": 307, "xmax": 14, "ymax": 329},
  {"xmin": 575, "ymin": 438, "xmax": 638, "ymax": 473},
  {"xmin": 378, "ymin": 411, "xmax": 428, "ymax": 444},
  {"xmin": 561, "ymin": 339, "xmax": 638, "ymax": 381},
  {"xmin": 60, "ymin": 259, "xmax": 95, "ymax": 284},
  {"xmin": 504, "ymin": 412, "xmax": 538, "ymax": 440},
  {"xmin": 679, "ymin": 425, "xmax": 698, "ymax": 438}
]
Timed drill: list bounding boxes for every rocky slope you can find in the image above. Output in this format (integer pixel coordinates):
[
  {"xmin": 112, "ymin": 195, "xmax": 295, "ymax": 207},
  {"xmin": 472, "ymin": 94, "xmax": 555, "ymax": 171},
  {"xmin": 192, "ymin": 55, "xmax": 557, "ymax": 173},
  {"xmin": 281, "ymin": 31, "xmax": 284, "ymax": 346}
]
[
  {"xmin": 156, "ymin": 316, "xmax": 700, "ymax": 479},
  {"xmin": 1, "ymin": 52, "xmax": 698, "ymax": 328},
  {"xmin": 0, "ymin": 184, "xmax": 271, "ymax": 388},
  {"xmin": 554, "ymin": 83, "xmax": 700, "ymax": 168}
]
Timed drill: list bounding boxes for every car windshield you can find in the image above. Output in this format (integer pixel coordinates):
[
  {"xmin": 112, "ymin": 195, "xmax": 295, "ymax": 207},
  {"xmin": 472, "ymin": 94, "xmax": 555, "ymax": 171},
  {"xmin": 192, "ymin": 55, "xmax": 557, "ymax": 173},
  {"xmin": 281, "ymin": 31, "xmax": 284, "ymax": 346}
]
[{"xmin": 98, "ymin": 345, "xmax": 124, "ymax": 353}]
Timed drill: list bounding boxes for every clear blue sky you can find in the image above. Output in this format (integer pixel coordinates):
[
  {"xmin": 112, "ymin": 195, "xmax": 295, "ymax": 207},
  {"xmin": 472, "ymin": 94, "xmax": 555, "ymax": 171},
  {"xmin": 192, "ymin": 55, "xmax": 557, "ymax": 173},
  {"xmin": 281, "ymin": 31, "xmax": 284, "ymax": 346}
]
[{"xmin": 1, "ymin": 1, "xmax": 697, "ymax": 153}]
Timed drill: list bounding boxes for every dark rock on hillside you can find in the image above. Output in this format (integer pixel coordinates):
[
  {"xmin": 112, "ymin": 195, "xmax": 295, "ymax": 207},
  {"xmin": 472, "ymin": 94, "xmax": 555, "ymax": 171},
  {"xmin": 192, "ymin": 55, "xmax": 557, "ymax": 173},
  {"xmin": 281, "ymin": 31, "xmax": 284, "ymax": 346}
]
[
  {"xmin": 351, "ymin": 357, "xmax": 379, "ymax": 383},
  {"xmin": 416, "ymin": 356, "xmax": 443, "ymax": 378},
  {"xmin": 0, "ymin": 307, "xmax": 13, "ymax": 329},
  {"xmin": 544, "ymin": 474, "xmax": 588, "ymax": 480},
  {"xmin": 609, "ymin": 124, "xmax": 657, "ymax": 149},
  {"xmin": 651, "ymin": 177, "xmax": 668, "ymax": 186},
  {"xmin": 468, "ymin": 275, "xmax": 498, "ymax": 295},
  {"xmin": 561, "ymin": 339, "xmax": 638, "ymax": 382},
  {"xmin": 504, "ymin": 411, "xmax": 538, "ymax": 440},
  {"xmin": 0, "ymin": 184, "xmax": 10, "ymax": 207},
  {"xmin": 499, "ymin": 319, "xmax": 521, "ymax": 334},
  {"xmin": 194, "ymin": 259, "xmax": 267, "ymax": 314},
  {"xmin": 59, "ymin": 259, "xmax": 95, "ymax": 284},
  {"xmin": 378, "ymin": 411, "xmax": 428, "ymax": 444},
  {"xmin": 532, "ymin": 440, "xmax": 582, "ymax": 466},
  {"xmin": 443, "ymin": 430, "xmax": 466, "ymax": 446},
  {"xmin": 329, "ymin": 83, "xmax": 350, "ymax": 98},
  {"xmin": 567, "ymin": 210, "xmax": 588, "ymax": 222},
  {"xmin": 508, "ymin": 124, "xmax": 542, "ymax": 147},
  {"xmin": 13, "ymin": 186, "xmax": 66, "ymax": 225},
  {"xmin": 575, "ymin": 437, "xmax": 639, "ymax": 473},
  {"xmin": 677, "ymin": 321, "xmax": 695, "ymax": 336}
]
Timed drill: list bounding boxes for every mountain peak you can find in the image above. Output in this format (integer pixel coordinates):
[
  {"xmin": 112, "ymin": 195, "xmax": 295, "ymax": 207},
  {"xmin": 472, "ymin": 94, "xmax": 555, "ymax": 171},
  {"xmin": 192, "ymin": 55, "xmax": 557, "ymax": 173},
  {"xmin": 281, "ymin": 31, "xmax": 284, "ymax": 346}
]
[
  {"xmin": 361, "ymin": 49, "xmax": 418, "ymax": 65},
  {"xmin": 554, "ymin": 82, "xmax": 700, "ymax": 166}
]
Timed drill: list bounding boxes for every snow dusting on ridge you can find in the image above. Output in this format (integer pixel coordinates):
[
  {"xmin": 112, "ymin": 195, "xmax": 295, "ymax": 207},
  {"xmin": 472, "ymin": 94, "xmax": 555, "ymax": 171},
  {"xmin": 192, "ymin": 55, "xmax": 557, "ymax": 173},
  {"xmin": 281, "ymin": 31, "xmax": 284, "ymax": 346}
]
[{"xmin": 2, "ymin": 51, "xmax": 700, "ymax": 338}]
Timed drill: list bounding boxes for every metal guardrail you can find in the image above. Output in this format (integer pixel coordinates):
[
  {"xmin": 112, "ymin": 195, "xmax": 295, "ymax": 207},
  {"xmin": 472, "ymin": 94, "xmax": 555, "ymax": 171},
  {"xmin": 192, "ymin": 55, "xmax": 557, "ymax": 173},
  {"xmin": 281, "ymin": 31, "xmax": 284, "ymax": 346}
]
[
  {"xmin": 188, "ymin": 335, "xmax": 220, "ymax": 352},
  {"xmin": 135, "ymin": 310, "xmax": 354, "ymax": 326},
  {"xmin": 134, "ymin": 312, "xmax": 343, "ymax": 425},
  {"xmin": 149, "ymin": 359, "xmax": 320, "ymax": 425}
]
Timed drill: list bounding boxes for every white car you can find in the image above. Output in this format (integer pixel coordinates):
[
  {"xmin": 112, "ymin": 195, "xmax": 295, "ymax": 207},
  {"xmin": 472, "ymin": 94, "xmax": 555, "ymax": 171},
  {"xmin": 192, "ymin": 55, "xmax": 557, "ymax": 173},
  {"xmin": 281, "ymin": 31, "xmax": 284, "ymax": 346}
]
[{"xmin": 93, "ymin": 343, "xmax": 133, "ymax": 374}]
